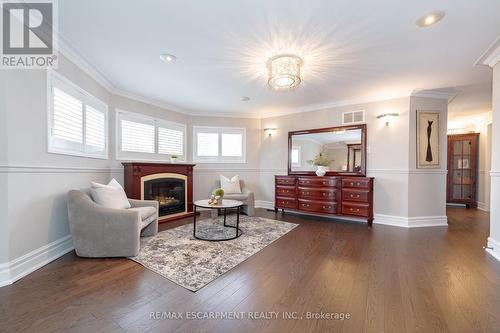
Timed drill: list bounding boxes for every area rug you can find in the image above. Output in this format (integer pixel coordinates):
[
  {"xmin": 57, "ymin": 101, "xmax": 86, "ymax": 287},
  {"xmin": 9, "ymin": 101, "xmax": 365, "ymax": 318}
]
[{"xmin": 130, "ymin": 215, "xmax": 298, "ymax": 291}]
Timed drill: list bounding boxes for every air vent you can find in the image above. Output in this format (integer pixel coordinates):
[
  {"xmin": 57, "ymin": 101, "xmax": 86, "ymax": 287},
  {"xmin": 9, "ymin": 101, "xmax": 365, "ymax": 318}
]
[{"xmin": 342, "ymin": 110, "xmax": 365, "ymax": 125}]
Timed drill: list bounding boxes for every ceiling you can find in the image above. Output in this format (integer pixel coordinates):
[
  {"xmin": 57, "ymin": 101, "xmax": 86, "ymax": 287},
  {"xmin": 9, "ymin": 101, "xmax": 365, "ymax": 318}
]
[{"xmin": 58, "ymin": 0, "xmax": 500, "ymax": 117}]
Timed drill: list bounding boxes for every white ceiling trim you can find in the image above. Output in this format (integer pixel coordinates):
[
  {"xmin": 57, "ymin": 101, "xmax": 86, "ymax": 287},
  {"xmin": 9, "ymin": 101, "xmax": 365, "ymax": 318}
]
[
  {"xmin": 475, "ymin": 35, "xmax": 500, "ymax": 68},
  {"xmin": 56, "ymin": 34, "xmax": 193, "ymax": 116}
]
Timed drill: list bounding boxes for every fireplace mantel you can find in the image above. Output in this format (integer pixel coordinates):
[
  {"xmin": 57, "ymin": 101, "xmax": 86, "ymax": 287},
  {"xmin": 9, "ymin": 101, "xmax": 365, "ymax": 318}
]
[{"xmin": 122, "ymin": 162, "xmax": 196, "ymax": 223}]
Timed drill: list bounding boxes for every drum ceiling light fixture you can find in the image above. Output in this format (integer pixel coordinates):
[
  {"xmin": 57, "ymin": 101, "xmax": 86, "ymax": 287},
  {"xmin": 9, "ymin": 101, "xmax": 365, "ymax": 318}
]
[{"xmin": 267, "ymin": 54, "xmax": 303, "ymax": 91}]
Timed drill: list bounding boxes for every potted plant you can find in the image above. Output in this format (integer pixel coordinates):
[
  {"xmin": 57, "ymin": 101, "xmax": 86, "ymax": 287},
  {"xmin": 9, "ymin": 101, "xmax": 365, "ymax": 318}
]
[
  {"xmin": 170, "ymin": 154, "xmax": 178, "ymax": 163},
  {"xmin": 308, "ymin": 151, "xmax": 332, "ymax": 176},
  {"xmin": 212, "ymin": 188, "xmax": 224, "ymax": 205}
]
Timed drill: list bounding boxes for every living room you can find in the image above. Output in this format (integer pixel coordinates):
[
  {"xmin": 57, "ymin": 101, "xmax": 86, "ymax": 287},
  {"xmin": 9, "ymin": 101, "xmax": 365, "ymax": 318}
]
[{"xmin": 1, "ymin": 1, "xmax": 500, "ymax": 332}]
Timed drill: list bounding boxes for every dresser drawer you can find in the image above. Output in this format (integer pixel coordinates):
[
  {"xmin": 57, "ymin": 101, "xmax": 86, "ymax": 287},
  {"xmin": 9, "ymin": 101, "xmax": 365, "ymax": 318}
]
[
  {"xmin": 298, "ymin": 199, "xmax": 337, "ymax": 214},
  {"xmin": 298, "ymin": 177, "xmax": 338, "ymax": 187},
  {"xmin": 276, "ymin": 197, "xmax": 297, "ymax": 209},
  {"xmin": 298, "ymin": 187, "xmax": 337, "ymax": 200},
  {"xmin": 342, "ymin": 189, "xmax": 370, "ymax": 203},
  {"xmin": 342, "ymin": 202, "xmax": 370, "ymax": 217},
  {"xmin": 342, "ymin": 177, "xmax": 371, "ymax": 189},
  {"xmin": 276, "ymin": 176, "xmax": 296, "ymax": 186},
  {"xmin": 276, "ymin": 185, "xmax": 296, "ymax": 197}
]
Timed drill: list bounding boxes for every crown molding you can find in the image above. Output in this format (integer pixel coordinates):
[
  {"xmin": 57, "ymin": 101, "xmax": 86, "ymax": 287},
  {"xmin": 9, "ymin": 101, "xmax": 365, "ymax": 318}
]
[
  {"xmin": 259, "ymin": 91, "xmax": 412, "ymax": 119},
  {"xmin": 475, "ymin": 35, "xmax": 500, "ymax": 68},
  {"xmin": 410, "ymin": 89, "xmax": 457, "ymax": 100},
  {"xmin": 56, "ymin": 37, "xmax": 115, "ymax": 92},
  {"xmin": 56, "ymin": 34, "xmax": 193, "ymax": 116}
]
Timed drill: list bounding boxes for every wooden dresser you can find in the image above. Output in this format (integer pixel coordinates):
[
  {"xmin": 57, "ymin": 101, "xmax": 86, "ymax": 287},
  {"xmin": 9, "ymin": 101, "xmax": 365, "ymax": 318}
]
[{"xmin": 275, "ymin": 175, "xmax": 374, "ymax": 226}]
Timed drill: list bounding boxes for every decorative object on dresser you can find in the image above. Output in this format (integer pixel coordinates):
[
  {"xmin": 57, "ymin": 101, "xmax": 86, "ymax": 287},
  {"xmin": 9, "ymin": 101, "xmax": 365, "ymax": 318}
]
[
  {"xmin": 275, "ymin": 175, "xmax": 374, "ymax": 226},
  {"xmin": 278, "ymin": 124, "xmax": 374, "ymax": 226},
  {"xmin": 122, "ymin": 162, "xmax": 195, "ymax": 223},
  {"xmin": 446, "ymin": 133, "xmax": 479, "ymax": 208}
]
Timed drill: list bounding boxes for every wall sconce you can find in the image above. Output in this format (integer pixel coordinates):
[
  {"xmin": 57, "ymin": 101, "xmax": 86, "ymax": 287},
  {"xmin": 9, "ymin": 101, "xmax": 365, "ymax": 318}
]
[
  {"xmin": 264, "ymin": 127, "xmax": 277, "ymax": 136},
  {"xmin": 376, "ymin": 113, "xmax": 399, "ymax": 126}
]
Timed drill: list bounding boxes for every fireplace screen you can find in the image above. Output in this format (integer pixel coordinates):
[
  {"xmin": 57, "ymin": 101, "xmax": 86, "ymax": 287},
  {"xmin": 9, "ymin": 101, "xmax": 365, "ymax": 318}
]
[{"xmin": 143, "ymin": 178, "xmax": 186, "ymax": 218}]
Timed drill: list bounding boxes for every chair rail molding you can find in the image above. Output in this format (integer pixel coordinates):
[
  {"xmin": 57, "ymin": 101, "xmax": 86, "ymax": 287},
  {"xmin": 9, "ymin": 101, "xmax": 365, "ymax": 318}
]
[{"xmin": 0, "ymin": 165, "xmax": 123, "ymax": 174}]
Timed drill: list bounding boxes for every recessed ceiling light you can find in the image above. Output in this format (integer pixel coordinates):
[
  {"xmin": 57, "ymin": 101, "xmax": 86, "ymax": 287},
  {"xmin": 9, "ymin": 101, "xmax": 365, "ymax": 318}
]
[
  {"xmin": 240, "ymin": 96, "xmax": 250, "ymax": 101},
  {"xmin": 160, "ymin": 53, "xmax": 177, "ymax": 63},
  {"xmin": 416, "ymin": 11, "xmax": 445, "ymax": 28}
]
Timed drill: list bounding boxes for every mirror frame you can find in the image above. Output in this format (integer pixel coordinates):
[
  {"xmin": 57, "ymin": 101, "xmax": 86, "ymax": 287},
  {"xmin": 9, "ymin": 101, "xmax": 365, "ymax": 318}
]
[{"xmin": 287, "ymin": 124, "xmax": 367, "ymax": 176}]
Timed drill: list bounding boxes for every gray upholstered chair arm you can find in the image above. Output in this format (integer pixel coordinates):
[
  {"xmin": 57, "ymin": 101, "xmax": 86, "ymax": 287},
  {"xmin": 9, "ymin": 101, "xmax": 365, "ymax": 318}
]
[
  {"xmin": 128, "ymin": 198, "xmax": 159, "ymax": 210},
  {"xmin": 67, "ymin": 190, "xmax": 142, "ymax": 257}
]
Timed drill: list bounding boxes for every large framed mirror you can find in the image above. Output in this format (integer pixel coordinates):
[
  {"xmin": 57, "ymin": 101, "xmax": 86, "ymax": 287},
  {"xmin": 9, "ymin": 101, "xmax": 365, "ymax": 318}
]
[{"xmin": 288, "ymin": 124, "xmax": 367, "ymax": 176}]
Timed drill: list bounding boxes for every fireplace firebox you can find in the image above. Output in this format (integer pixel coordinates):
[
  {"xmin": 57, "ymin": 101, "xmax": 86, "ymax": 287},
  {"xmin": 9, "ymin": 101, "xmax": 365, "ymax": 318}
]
[
  {"xmin": 143, "ymin": 177, "xmax": 186, "ymax": 217},
  {"xmin": 122, "ymin": 163, "xmax": 195, "ymax": 223}
]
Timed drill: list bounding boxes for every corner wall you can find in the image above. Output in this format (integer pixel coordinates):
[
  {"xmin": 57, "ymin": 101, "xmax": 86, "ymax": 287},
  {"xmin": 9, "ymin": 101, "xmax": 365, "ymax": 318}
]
[
  {"xmin": 488, "ymin": 62, "xmax": 500, "ymax": 261},
  {"xmin": 407, "ymin": 97, "xmax": 448, "ymax": 225}
]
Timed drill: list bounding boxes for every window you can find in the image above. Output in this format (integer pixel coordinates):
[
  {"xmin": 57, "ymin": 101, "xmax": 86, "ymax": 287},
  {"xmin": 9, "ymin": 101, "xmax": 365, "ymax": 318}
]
[
  {"xmin": 193, "ymin": 126, "xmax": 246, "ymax": 163},
  {"xmin": 48, "ymin": 71, "xmax": 108, "ymax": 159},
  {"xmin": 116, "ymin": 110, "xmax": 186, "ymax": 161},
  {"xmin": 291, "ymin": 146, "xmax": 301, "ymax": 166}
]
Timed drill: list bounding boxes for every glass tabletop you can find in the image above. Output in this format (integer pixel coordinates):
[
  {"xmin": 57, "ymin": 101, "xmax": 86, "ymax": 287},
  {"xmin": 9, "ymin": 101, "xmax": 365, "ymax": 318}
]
[{"xmin": 194, "ymin": 199, "xmax": 243, "ymax": 209}]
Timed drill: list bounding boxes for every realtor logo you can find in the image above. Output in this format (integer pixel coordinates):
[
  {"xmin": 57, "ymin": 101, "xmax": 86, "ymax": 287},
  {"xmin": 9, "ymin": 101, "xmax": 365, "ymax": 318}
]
[{"xmin": 1, "ymin": 0, "xmax": 58, "ymax": 68}]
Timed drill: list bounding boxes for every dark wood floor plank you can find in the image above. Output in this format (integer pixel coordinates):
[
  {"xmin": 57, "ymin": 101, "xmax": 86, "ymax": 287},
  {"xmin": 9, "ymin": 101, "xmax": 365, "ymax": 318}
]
[{"xmin": 0, "ymin": 207, "xmax": 499, "ymax": 333}]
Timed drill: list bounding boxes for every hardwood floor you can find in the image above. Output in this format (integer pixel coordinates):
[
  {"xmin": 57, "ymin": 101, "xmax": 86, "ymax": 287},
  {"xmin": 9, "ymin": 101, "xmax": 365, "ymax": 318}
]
[{"xmin": 1, "ymin": 207, "xmax": 499, "ymax": 333}]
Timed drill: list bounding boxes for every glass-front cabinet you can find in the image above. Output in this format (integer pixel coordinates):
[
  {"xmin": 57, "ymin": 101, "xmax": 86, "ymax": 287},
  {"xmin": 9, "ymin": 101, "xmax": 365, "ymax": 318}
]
[{"xmin": 446, "ymin": 133, "xmax": 479, "ymax": 208}]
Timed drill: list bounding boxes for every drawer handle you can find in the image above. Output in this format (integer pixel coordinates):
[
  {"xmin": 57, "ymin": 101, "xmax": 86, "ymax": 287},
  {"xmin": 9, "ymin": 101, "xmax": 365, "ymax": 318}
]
[
  {"xmin": 349, "ymin": 208, "xmax": 361, "ymax": 212},
  {"xmin": 357, "ymin": 182, "xmax": 361, "ymax": 186},
  {"xmin": 323, "ymin": 205, "xmax": 331, "ymax": 209},
  {"xmin": 350, "ymin": 182, "xmax": 354, "ymax": 186},
  {"xmin": 322, "ymin": 181, "xmax": 327, "ymax": 185},
  {"xmin": 302, "ymin": 204, "xmax": 310, "ymax": 207},
  {"xmin": 350, "ymin": 194, "xmax": 361, "ymax": 198}
]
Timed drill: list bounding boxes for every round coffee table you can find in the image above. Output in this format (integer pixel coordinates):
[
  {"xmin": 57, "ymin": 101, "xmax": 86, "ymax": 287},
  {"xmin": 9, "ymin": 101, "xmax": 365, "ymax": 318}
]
[{"xmin": 193, "ymin": 199, "xmax": 243, "ymax": 241}]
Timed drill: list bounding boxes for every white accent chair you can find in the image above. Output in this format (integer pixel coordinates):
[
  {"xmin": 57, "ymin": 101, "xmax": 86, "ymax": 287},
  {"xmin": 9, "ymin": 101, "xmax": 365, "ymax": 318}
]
[{"xmin": 211, "ymin": 179, "xmax": 255, "ymax": 217}]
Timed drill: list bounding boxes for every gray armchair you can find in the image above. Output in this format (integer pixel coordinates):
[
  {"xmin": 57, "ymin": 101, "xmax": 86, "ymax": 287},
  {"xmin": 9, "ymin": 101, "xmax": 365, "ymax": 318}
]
[
  {"xmin": 67, "ymin": 190, "xmax": 158, "ymax": 258},
  {"xmin": 211, "ymin": 179, "xmax": 255, "ymax": 218}
]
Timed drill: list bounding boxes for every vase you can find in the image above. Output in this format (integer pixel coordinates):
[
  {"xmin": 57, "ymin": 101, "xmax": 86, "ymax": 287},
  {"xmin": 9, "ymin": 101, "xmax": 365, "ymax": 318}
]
[
  {"xmin": 315, "ymin": 166, "xmax": 328, "ymax": 176},
  {"xmin": 170, "ymin": 157, "xmax": 177, "ymax": 163},
  {"xmin": 216, "ymin": 197, "xmax": 223, "ymax": 205}
]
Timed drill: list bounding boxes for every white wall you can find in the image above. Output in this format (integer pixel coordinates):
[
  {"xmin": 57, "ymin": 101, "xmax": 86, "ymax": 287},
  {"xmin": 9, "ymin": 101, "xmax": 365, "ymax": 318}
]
[
  {"xmin": 489, "ymin": 62, "xmax": 500, "ymax": 260},
  {"xmin": 407, "ymin": 97, "xmax": 448, "ymax": 219},
  {"xmin": 260, "ymin": 97, "xmax": 417, "ymax": 221}
]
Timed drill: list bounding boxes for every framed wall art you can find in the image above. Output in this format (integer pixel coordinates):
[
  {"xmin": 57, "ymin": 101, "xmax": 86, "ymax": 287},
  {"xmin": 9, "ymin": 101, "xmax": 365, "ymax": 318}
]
[{"xmin": 417, "ymin": 111, "xmax": 440, "ymax": 169}]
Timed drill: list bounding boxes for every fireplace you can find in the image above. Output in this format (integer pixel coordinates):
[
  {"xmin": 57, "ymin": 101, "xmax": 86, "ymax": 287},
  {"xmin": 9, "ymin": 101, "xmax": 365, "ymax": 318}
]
[
  {"xmin": 141, "ymin": 173, "xmax": 186, "ymax": 218},
  {"xmin": 122, "ymin": 163, "xmax": 195, "ymax": 223}
]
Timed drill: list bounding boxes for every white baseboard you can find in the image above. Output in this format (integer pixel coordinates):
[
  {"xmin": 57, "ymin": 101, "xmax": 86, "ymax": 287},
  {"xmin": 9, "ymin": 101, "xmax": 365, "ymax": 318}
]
[
  {"xmin": 486, "ymin": 237, "xmax": 500, "ymax": 262},
  {"xmin": 477, "ymin": 201, "xmax": 489, "ymax": 212},
  {"xmin": 0, "ymin": 235, "xmax": 74, "ymax": 288},
  {"xmin": 255, "ymin": 200, "xmax": 274, "ymax": 210},
  {"xmin": 374, "ymin": 214, "xmax": 448, "ymax": 228}
]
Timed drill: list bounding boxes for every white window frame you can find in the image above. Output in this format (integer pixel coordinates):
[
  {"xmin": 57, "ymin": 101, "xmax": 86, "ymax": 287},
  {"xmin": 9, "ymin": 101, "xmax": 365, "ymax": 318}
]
[
  {"xmin": 193, "ymin": 126, "xmax": 246, "ymax": 163},
  {"xmin": 291, "ymin": 146, "xmax": 301, "ymax": 167},
  {"xmin": 47, "ymin": 70, "xmax": 109, "ymax": 159},
  {"xmin": 116, "ymin": 110, "xmax": 187, "ymax": 162}
]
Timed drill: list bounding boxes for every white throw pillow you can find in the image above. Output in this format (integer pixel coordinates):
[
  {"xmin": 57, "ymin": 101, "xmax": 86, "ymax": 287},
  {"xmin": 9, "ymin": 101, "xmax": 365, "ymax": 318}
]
[
  {"xmin": 220, "ymin": 175, "xmax": 242, "ymax": 194},
  {"xmin": 90, "ymin": 178, "xmax": 131, "ymax": 209}
]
